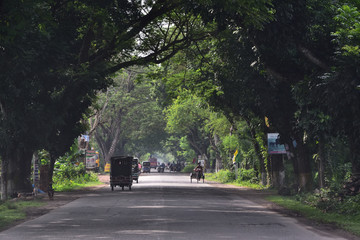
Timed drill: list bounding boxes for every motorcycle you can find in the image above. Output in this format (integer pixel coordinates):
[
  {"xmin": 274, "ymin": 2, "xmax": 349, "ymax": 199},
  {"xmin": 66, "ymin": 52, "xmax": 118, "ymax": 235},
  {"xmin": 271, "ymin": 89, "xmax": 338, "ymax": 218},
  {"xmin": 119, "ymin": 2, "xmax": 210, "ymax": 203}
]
[{"xmin": 157, "ymin": 164, "xmax": 165, "ymax": 173}]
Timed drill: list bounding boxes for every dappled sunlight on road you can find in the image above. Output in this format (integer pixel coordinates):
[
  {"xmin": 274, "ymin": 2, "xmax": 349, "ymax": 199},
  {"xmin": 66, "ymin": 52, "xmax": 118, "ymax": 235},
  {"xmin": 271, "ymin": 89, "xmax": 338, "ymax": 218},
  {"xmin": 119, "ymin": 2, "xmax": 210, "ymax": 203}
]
[
  {"xmin": 116, "ymin": 230, "xmax": 185, "ymax": 235},
  {"xmin": 0, "ymin": 173, "xmax": 352, "ymax": 240}
]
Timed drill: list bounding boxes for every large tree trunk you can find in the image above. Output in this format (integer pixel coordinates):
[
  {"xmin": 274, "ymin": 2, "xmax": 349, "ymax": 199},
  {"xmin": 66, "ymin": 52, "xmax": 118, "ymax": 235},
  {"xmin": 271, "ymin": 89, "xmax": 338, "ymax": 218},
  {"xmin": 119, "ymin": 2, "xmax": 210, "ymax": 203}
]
[
  {"xmin": 95, "ymin": 123, "xmax": 122, "ymax": 164},
  {"xmin": 343, "ymin": 134, "xmax": 360, "ymax": 196},
  {"xmin": 47, "ymin": 152, "xmax": 56, "ymax": 200},
  {"xmin": 1, "ymin": 148, "xmax": 33, "ymax": 199},
  {"xmin": 287, "ymin": 137, "xmax": 312, "ymax": 192},
  {"xmin": 211, "ymin": 133, "xmax": 222, "ymax": 172},
  {"xmin": 1, "ymin": 157, "xmax": 9, "ymax": 200},
  {"xmin": 349, "ymin": 135, "xmax": 360, "ymax": 178},
  {"xmin": 269, "ymin": 154, "xmax": 285, "ymax": 188},
  {"xmin": 187, "ymin": 131, "xmax": 210, "ymax": 170},
  {"xmin": 244, "ymin": 118, "xmax": 268, "ymax": 185},
  {"xmin": 317, "ymin": 136, "xmax": 326, "ymax": 189}
]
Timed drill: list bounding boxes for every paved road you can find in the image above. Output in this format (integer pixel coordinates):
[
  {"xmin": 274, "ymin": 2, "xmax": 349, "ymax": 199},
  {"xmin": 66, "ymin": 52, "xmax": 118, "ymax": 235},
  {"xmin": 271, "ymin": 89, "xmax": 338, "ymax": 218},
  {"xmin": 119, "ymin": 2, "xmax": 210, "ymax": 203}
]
[{"xmin": 0, "ymin": 172, "xmax": 355, "ymax": 240}]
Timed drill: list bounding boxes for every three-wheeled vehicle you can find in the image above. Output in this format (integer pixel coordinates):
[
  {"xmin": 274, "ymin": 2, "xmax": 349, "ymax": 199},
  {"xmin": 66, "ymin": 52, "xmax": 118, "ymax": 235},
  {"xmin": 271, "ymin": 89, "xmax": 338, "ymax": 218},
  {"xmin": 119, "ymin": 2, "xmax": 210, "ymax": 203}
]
[
  {"xmin": 110, "ymin": 156, "xmax": 133, "ymax": 191},
  {"xmin": 132, "ymin": 158, "xmax": 140, "ymax": 183},
  {"xmin": 142, "ymin": 161, "xmax": 151, "ymax": 173}
]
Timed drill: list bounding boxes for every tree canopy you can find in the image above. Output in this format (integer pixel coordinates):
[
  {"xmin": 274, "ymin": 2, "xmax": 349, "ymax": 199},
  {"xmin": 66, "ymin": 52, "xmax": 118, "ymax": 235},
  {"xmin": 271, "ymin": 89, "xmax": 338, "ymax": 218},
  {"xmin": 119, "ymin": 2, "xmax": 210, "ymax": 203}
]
[{"xmin": 1, "ymin": 0, "xmax": 360, "ymax": 199}]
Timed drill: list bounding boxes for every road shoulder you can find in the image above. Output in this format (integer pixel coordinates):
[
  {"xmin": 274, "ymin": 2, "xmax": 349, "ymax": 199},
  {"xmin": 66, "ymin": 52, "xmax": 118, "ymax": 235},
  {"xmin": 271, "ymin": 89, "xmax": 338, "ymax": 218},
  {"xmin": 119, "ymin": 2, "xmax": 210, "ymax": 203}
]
[{"xmin": 207, "ymin": 181, "xmax": 360, "ymax": 240}]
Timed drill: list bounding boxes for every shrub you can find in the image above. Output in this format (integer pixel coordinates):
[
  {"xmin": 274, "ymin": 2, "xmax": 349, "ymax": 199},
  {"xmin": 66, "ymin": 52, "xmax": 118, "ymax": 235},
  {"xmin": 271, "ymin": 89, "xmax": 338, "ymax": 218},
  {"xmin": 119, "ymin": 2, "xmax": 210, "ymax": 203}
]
[
  {"xmin": 182, "ymin": 164, "xmax": 196, "ymax": 173},
  {"xmin": 53, "ymin": 162, "xmax": 99, "ymax": 191},
  {"xmin": 214, "ymin": 169, "xmax": 235, "ymax": 183},
  {"xmin": 53, "ymin": 162, "xmax": 86, "ymax": 183},
  {"xmin": 295, "ymin": 188, "xmax": 360, "ymax": 216},
  {"xmin": 335, "ymin": 194, "xmax": 360, "ymax": 216},
  {"xmin": 237, "ymin": 168, "xmax": 258, "ymax": 183}
]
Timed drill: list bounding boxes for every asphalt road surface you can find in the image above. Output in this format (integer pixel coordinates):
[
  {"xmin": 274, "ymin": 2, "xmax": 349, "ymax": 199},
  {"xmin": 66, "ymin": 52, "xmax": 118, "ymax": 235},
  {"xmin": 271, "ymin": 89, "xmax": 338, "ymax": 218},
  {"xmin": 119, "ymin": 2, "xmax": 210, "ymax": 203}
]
[{"xmin": 0, "ymin": 172, "xmax": 355, "ymax": 240}]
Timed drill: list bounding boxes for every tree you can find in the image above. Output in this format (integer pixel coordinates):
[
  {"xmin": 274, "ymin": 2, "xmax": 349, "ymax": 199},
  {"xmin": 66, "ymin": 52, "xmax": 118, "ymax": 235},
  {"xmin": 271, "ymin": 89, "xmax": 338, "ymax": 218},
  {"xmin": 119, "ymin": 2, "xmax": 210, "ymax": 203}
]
[
  {"xmin": 209, "ymin": 0, "xmax": 360, "ymax": 191},
  {"xmin": 330, "ymin": 2, "xmax": 360, "ymax": 179},
  {"xmin": 0, "ymin": 0, "xmax": 217, "ymax": 199},
  {"xmin": 0, "ymin": 0, "xmax": 282, "ymax": 199},
  {"xmin": 165, "ymin": 92, "xmax": 211, "ymax": 167},
  {"xmin": 92, "ymin": 68, "xmax": 168, "ymax": 163}
]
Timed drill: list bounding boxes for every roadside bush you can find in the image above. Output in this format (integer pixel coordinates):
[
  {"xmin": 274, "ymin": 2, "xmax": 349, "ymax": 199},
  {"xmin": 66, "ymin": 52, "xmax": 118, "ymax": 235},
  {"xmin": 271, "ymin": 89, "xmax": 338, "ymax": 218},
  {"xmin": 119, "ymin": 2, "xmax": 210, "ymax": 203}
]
[
  {"xmin": 53, "ymin": 162, "xmax": 86, "ymax": 181},
  {"xmin": 295, "ymin": 189, "xmax": 338, "ymax": 212},
  {"xmin": 295, "ymin": 188, "xmax": 360, "ymax": 216},
  {"xmin": 213, "ymin": 169, "xmax": 235, "ymax": 183},
  {"xmin": 182, "ymin": 164, "xmax": 195, "ymax": 173},
  {"xmin": 336, "ymin": 194, "xmax": 360, "ymax": 216},
  {"xmin": 53, "ymin": 162, "xmax": 99, "ymax": 191},
  {"xmin": 236, "ymin": 168, "xmax": 258, "ymax": 183}
]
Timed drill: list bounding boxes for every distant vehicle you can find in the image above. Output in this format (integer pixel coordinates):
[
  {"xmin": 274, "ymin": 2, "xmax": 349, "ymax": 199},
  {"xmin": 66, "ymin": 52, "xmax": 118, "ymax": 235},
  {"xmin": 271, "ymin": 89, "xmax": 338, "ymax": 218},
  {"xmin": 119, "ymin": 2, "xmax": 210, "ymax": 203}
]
[
  {"xmin": 142, "ymin": 161, "xmax": 151, "ymax": 173},
  {"xmin": 86, "ymin": 150, "xmax": 100, "ymax": 172},
  {"xmin": 132, "ymin": 158, "xmax": 140, "ymax": 183},
  {"xmin": 157, "ymin": 162, "xmax": 165, "ymax": 173},
  {"xmin": 110, "ymin": 156, "xmax": 133, "ymax": 191},
  {"xmin": 149, "ymin": 157, "xmax": 158, "ymax": 169}
]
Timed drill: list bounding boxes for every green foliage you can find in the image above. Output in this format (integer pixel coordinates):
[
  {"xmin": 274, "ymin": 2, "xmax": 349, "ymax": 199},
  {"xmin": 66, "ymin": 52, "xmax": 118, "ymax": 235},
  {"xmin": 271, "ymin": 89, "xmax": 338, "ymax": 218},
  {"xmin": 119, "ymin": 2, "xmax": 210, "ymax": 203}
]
[
  {"xmin": 38, "ymin": 150, "xmax": 50, "ymax": 166},
  {"xmin": 236, "ymin": 168, "xmax": 258, "ymax": 183},
  {"xmin": 53, "ymin": 162, "xmax": 86, "ymax": 182},
  {"xmin": 53, "ymin": 172, "xmax": 100, "ymax": 192},
  {"xmin": 93, "ymin": 68, "xmax": 168, "ymax": 158},
  {"xmin": 222, "ymin": 135, "xmax": 239, "ymax": 153},
  {"xmin": 333, "ymin": 4, "xmax": 360, "ymax": 57},
  {"xmin": 338, "ymin": 195, "xmax": 360, "ymax": 216},
  {"xmin": 177, "ymin": 137, "xmax": 196, "ymax": 163},
  {"xmin": 52, "ymin": 161, "xmax": 99, "ymax": 191},
  {"xmin": 208, "ymin": 169, "xmax": 235, "ymax": 183},
  {"xmin": 206, "ymin": 170, "xmax": 267, "ymax": 189},
  {"xmin": 163, "ymin": 91, "xmax": 211, "ymax": 163},
  {"xmin": 295, "ymin": 189, "xmax": 360, "ymax": 216},
  {"xmin": 182, "ymin": 164, "xmax": 196, "ymax": 173},
  {"xmin": 267, "ymin": 195, "xmax": 360, "ymax": 236}
]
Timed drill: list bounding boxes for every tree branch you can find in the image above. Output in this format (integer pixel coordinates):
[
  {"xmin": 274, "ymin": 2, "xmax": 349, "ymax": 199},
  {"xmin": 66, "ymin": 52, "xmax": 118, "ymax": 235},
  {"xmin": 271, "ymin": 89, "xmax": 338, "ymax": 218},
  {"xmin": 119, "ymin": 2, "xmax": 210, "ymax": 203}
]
[{"xmin": 298, "ymin": 45, "xmax": 330, "ymax": 71}]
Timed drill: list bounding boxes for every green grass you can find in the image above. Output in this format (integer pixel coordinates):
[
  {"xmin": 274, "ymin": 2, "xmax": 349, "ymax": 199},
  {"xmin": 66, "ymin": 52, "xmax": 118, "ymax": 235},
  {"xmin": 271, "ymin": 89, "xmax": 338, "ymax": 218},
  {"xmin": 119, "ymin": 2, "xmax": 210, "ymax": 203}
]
[
  {"xmin": 205, "ymin": 173, "xmax": 268, "ymax": 190},
  {"xmin": 53, "ymin": 172, "xmax": 102, "ymax": 192},
  {"xmin": 230, "ymin": 181, "xmax": 269, "ymax": 190},
  {"xmin": 0, "ymin": 200, "xmax": 45, "ymax": 230},
  {"xmin": 206, "ymin": 171, "xmax": 360, "ymax": 236},
  {"xmin": 54, "ymin": 180, "xmax": 103, "ymax": 192},
  {"xmin": 267, "ymin": 195, "xmax": 360, "ymax": 236}
]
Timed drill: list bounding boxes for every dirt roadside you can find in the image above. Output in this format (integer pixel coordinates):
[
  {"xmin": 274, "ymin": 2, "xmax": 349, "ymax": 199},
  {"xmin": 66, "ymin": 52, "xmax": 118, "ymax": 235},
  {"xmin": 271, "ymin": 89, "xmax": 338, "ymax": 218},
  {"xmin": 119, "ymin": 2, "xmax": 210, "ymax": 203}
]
[
  {"xmin": 1, "ymin": 175, "xmax": 359, "ymax": 239},
  {"xmin": 0, "ymin": 174, "xmax": 110, "ymax": 232}
]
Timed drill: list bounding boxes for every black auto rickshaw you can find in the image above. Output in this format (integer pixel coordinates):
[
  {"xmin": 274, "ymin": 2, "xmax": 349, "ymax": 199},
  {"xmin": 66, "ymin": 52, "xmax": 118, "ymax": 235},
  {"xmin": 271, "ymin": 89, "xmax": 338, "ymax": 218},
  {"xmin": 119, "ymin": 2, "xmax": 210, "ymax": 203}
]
[
  {"xmin": 110, "ymin": 156, "xmax": 133, "ymax": 191},
  {"xmin": 142, "ymin": 161, "xmax": 151, "ymax": 173}
]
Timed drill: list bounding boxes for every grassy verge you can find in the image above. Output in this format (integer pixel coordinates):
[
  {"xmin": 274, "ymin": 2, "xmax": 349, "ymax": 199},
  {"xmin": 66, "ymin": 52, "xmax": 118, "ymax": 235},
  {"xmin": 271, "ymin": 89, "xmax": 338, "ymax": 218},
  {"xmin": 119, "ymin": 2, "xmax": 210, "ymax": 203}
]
[
  {"xmin": 0, "ymin": 173, "xmax": 103, "ymax": 231},
  {"xmin": 0, "ymin": 200, "xmax": 45, "ymax": 231},
  {"xmin": 53, "ymin": 172, "xmax": 102, "ymax": 192},
  {"xmin": 205, "ymin": 172, "xmax": 268, "ymax": 190},
  {"xmin": 54, "ymin": 180, "xmax": 103, "ymax": 192},
  {"xmin": 266, "ymin": 195, "xmax": 360, "ymax": 236},
  {"xmin": 206, "ymin": 171, "xmax": 360, "ymax": 236}
]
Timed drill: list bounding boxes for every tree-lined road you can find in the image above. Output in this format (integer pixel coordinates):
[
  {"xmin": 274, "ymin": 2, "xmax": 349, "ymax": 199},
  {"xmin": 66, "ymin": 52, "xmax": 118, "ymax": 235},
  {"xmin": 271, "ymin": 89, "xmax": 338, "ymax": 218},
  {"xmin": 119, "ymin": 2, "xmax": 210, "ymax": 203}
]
[{"xmin": 0, "ymin": 173, "xmax": 354, "ymax": 240}]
